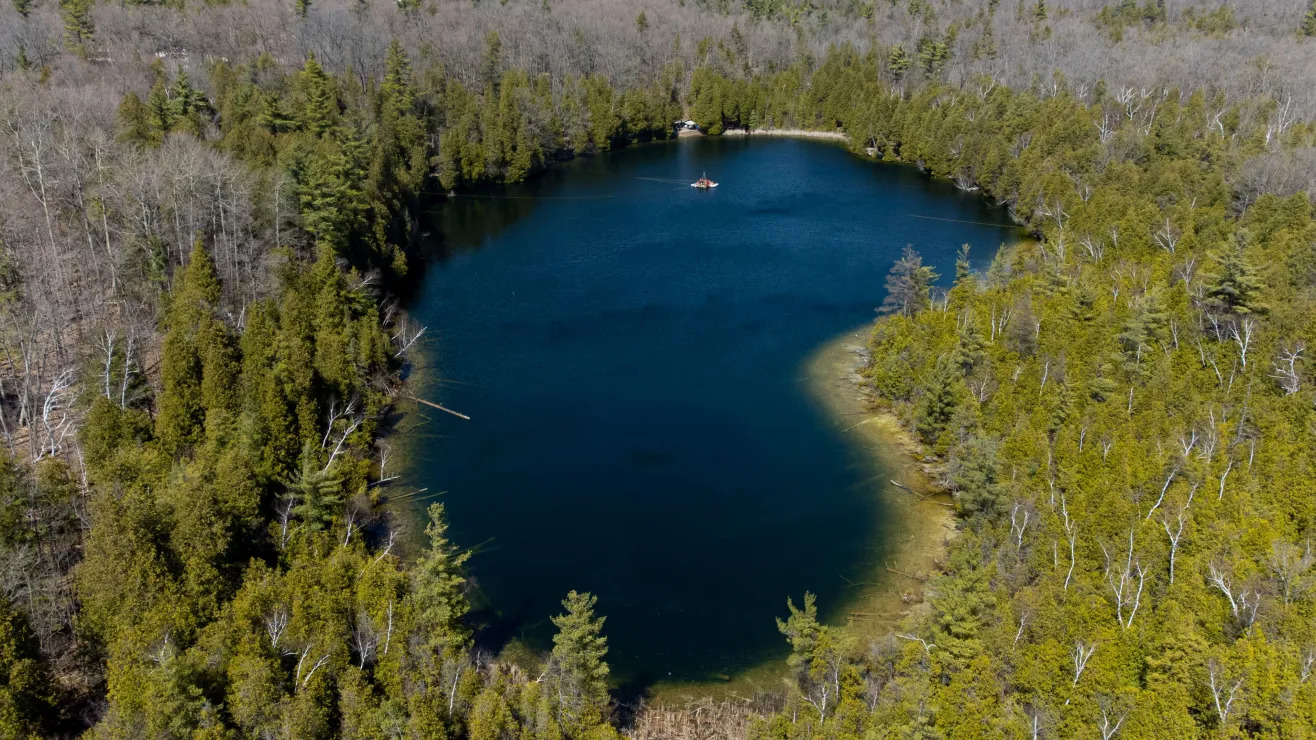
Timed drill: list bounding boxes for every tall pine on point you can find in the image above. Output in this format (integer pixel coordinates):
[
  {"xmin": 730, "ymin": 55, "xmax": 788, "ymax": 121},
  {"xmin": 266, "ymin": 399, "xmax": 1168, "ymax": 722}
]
[
  {"xmin": 550, "ymin": 591, "xmax": 611, "ymax": 731},
  {"xmin": 879, "ymin": 245, "xmax": 938, "ymax": 317},
  {"xmin": 411, "ymin": 502, "xmax": 472, "ymax": 656}
]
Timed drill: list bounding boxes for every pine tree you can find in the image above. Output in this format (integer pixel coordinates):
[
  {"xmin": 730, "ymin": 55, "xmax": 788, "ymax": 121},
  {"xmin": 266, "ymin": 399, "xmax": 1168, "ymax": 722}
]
[
  {"xmin": 299, "ymin": 54, "xmax": 338, "ymax": 137},
  {"xmin": 380, "ymin": 41, "xmax": 416, "ymax": 118},
  {"xmin": 887, "ymin": 45, "xmax": 910, "ymax": 81},
  {"xmin": 775, "ymin": 592, "xmax": 822, "ymax": 684},
  {"xmin": 1301, "ymin": 0, "xmax": 1316, "ymax": 36},
  {"xmin": 411, "ymin": 503, "xmax": 472, "ymax": 655},
  {"xmin": 1205, "ymin": 238, "xmax": 1267, "ymax": 315},
  {"xmin": 776, "ymin": 592, "xmax": 844, "ymax": 723},
  {"xmin": 916, "ymin": 35, "xmax": 950, "ymax": 76},
  {"xmin": 1117, "ymin": 288, "xmax": 1169, "ymax": 374},
  {"xmin": 155, "ymin": 241, "xmax": 232, "ymax": 454},
  {"xmin": 284, "ymin": 442, "xmax": 343, "ymax": 533},
  {"xmin": 952, "ymin": 321, "xmax": 986, "ymax": 376},
  {"xmin": 0, "ymin": 599, "xmax": 55, "ymax": 737},
  {"xmin": 59, "ymin": 0, "xmax": 94, "ymax": 55},
  {"xmin": 295, "ymin": 142, "xmax": 365, "ymax": 253},
  {"xmin": 930, "ymin": 547, "xmax": 996, "ymax": 667},
  {"xmin": 550, "ymin": 591, "xmax": 610, "ymax": 730},
  {"xmin": 879, "ymin": 245, "xmax": 938, "ymax": 317},
  {"xmin": 258, "ymin": 91, "xmax": 296, "ymax": 135},
  {"xmin": 483, "ymin": 31, "xmax": 502, "ymax": 90},
  {"xmin": 168, "ymin": 67, "xmax": 209, "ymax": 136},
  {"xmin": 146, "ymin": 73, "xmax": 174, "ymax": 137},
  {"xmin": 948, "ymin": 436, "xmax": 1004, "ymax": 516},
  {"xmin": 11, "ymin": 0, "xmax": 31, "ymax": 19},
  {"xmin": 915, "ymin": 359, "xmax": 960, "ymax": 445},
  {"xmin": 948, "ymin": 243, "xmax": 977, "ymax": 308},
  {"xmin": 117, "ymin": 92, "xmax": 161, "ymax": 147}
]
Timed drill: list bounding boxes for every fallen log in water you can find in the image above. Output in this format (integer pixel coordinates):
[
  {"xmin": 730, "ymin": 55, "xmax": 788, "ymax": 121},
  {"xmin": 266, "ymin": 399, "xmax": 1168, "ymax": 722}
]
[{"xmin": 404, "ymin": 394, "xmax": 471, "ymax": 420}]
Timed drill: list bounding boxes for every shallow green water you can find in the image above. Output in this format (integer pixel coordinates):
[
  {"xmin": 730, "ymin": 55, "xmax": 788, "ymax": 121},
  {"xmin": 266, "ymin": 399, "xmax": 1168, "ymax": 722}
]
[{"xmin": 402, "ymin": 137, "xmax": 1015, "ymax": 687}]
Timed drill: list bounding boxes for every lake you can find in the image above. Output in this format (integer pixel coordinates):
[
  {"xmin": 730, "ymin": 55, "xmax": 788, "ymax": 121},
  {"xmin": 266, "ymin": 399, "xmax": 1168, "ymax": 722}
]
[{"xmin": 401, "ymin": 136, "xmax": 1015, "ymax": 687}]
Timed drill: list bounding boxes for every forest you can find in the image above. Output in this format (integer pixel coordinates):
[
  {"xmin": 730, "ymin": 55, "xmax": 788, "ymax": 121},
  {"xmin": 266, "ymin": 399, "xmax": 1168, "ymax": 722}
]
[{"xmin": 1, "ymin": 0, "xmax": 1315, "ymax": 737}]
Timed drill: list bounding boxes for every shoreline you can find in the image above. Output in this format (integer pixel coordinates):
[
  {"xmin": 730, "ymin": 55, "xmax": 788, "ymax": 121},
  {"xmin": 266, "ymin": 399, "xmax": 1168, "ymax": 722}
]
[
  {"xmin": 800, "ymin": 329, "xmax": 956, "ymax": 639},
  {"xmin": 643, "ymin": 327, "xmax": 957, "ymax": 706},
  {"xmin": 719, "ymin": 128, "xmax": 848, "ymax": 141}
]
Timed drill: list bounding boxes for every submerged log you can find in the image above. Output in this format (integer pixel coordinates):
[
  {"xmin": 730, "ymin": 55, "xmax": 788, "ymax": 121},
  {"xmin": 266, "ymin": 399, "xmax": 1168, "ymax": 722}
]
[{"xmin": 404, "ymin": 394, "xmax": 471, "ymax": 420}]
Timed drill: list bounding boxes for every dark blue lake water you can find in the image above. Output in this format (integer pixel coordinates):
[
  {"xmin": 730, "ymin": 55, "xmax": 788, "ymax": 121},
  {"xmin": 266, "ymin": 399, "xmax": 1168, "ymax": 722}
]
[{"xmin": 402, "ymin": 136, "xmax": 1014, "ymax": 686}]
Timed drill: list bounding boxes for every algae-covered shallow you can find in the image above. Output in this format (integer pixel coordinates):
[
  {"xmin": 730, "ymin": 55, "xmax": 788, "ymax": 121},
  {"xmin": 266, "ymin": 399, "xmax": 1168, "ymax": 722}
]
[{"xmin": 401, "ymin": 136, "xmax": 1017, "ymax": 687}]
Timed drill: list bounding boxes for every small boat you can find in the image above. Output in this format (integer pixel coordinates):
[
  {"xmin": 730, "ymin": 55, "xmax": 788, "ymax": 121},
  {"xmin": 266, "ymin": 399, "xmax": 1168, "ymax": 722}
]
[{"xmin": 691, "ymin": 172, "xmax": 718, "ymax": 189}]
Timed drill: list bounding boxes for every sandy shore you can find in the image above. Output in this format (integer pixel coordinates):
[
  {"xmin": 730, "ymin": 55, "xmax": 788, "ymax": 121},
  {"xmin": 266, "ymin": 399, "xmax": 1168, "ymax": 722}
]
[
  {"xmin": 720, "ymin": 128, "xmax": 848, "ymax": 141},
  {"xmin": 802, "ymin": 329, "xmax": 956, "ymax": 638},
  {"xmin": 646, "ymin": 327, "xmax": 956, "ymax": 704}
]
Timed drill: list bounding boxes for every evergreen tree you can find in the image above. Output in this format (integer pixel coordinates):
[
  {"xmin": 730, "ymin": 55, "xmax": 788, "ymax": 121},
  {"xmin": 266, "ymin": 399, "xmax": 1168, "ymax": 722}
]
[
  {"xmin": 1117, "ymin": 288, "xmax": 1169, "ymax": 374},
  {"xmin": 146, "ymin": 73, "xmax": 174, "ymax": 136},
  {"xmin": 168, "ymin": 66, "xmax": 210, "ymax": 135},
  {"xmin": 11, "ymin": 0, "xmax": 31, "ymax": 19},
  {"xmin": 1204, "ymin": 237, "xmax": 1267, "ymax": 315},
  {"xmin": 948, "ymin": 436, "xmax": 1004, "ymax": 516},
  {"xmin": 879, "ymin": 245, "xmax": 938, "ymax": 317},
  {"xmin": 549, "ymin": 591, "xmax": 610, "ymax": 730},
  {"xmin": 117, "ymin": 92, "xmax": 161, "ymax": 147},
  {"xmin": 1301, "ymin": 0, "xmax": 1316, "ymax": 36},
  {"xmin": 299, "ymin": 54, "xmax": 338, "ymax": 136},
  {"xmin": 0, "ymin": 599, "xmax": 54, "ymax": 738},
  {"xmin": 155, "ymin": 240, "xmax": 236, "ymax": 452},
  {"xmin": 916, "ymin": 35, "xmax": 950, "ymax": 76},
  {"xmin": 411, "ymin": 502, "xmax": 472, "ymax": 656},
  {"xmin": 468, "ymin": 682, "xmax": 518, "ymax": 740},
  {"xmin": 952, "ymin": 321, "xmax": 987, "ymax": 376},
  {"xmin": 887, "ymin": 45, "xmax": 911, "ymax": 81},
  {"xmin": 948, "ymin": 243, "xmax": 977, "ymax": 308},
  {"xmin": 380, "ymin": 40, "xmax": 416, "ymax": 118},
  {"xmin": 238, "ymin": 303, "xmax": 297, "ymax": 482},
  {"xmin": 929, "ymin": 547, "xmax": 996, "ymax": 667},
  {"xmin": 58, "ymin": 0, "xmax": 94, "ymax": 54},
  {"xmin": 915, "ymin": 359, "xmax": 960, "ymax": 445},
  {"xmin": 775, "ymin": 592, "xmax": 823, "ymax": 683},
  {"xmin": 776, "ymin": 592, "xmax": 844, "ymax": 724},
  {"xmin": 258, "ymin": 90, "xmax": 296, "ymax": 135},
  {"xmin": 156, "ymin": 245, "xmax": 217, "ymax": 455},
  {"xmin": 483, "ymin": 31, "xmax": 502, "ymax": 90},
  {"xmin": 284, "ymin": 441, "xmax": 344, "ymax": 533}
]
